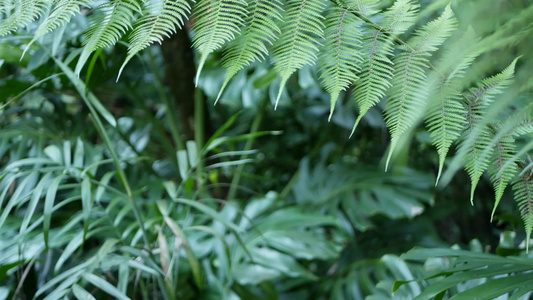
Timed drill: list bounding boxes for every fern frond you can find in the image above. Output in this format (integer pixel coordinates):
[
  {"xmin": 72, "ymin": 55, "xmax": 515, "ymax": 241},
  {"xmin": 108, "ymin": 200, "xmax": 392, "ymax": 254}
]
[
  {"xmin": 344, "ymin": 0, "xmax": 380, "ymax": 17},
  {"xmin": 76, "ymin": 0, "xmax": 141, "ymax": 75},
  {"xmin": 460, "ymin": 59, "xmax": 518, "ymax": 204},
  {"xmin": 513, "ymin": 165, "xmax": 533, "ymax": 251},
  {"xmin": 192, "ymin": 0, "xmax": 248, "ymax": 85},
  {"xmin": 119, "ymin": 0, "xmax": 191, "ymax": 78},
  {"xmin": 351, "ymin": 0, "xmax": 418, "ymax": 135},
  {"xmin": 272, "ymin": 0, "xmax": 325, "ymax": 108},
  {"xmin": 488, "ymin": 129, "xmax": 517, "ymax": 220},
  {"xmin": 23, "ymin": 0, "xmax": 93, "ymax": 57},
  {"xmin": 317, "ymin": 7, "xmax": 362, "ymax": 120},
  {"xmin": 0, "ymin": 0, "xmax": 48, "ymax": 37},
  {"xmin": 216, "ymin": 0, "xmax": 283, "ymax": 103},
  {"xmin": 384, "ymin": 5, "xmax": 456, "ymax": 170},
  {"xmin": 426, "ymin": 28, "xmax": 479, "ymax": 183}
]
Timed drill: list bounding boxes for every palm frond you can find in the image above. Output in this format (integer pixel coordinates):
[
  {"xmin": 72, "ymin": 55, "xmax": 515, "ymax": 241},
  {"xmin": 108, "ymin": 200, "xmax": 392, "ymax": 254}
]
[
  {"xmin": 119, "ymin": 0, "xmax": 191, "ymax": 78},
  {"xmin": 513, "ymin": 164, "xmax": 533, "ymax": 251},
  {"xmin": 23, "ymin": 0, "xmax": 93, "ymax": 57},
  {"xmin": 351, "ymin": 0, "xmax": 418, "ymax": 135},
  {"xmin": 384, "ymin": 5, "xmax": 456, "ymax": 170},
  {"xmin": 317, "ymin": 7, "xmax": 362, "ymax": 120},
  {"xmin": 426, "ymin": 28, "xmax": 480, "ymax": 183},
  {"xmin": 76, "ymin": 0, "xmax": 141, "ymax": 75},
  {"xmin": 0, "ymin": 0, "xmax": 48, "ymax": 37},
  {"xmin": 192, "ymin": 0, "xmax": 248, "ymax": 85},
  {"xmin": 460, "ymin": 58, "xmax": 518, "ymax": 204},
  {"xmin": 216, "ymin": 0, "xmax": 283, "ymax": 103},
  {"xmin": 272, "ymin": 0, "xmax": 325, "ymax": 108}
]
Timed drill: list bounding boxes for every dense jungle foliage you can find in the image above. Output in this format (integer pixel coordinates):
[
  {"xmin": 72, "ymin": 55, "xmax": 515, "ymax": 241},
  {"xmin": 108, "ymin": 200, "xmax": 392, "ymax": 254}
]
[{"xmin": 1, "ymin": 0, "xmax": 533, "ymax": 299}]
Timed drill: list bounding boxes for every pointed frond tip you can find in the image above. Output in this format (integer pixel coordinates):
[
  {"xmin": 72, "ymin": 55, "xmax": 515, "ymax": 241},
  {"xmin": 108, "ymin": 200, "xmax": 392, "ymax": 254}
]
[{"xmin": 118, "ymin": 0, "xmax": 191, "ymax": 80}]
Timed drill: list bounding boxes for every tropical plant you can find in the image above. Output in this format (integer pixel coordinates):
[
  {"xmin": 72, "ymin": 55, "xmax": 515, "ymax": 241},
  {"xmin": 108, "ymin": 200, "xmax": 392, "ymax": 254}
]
[{"xmin": 1, "ymin": 0, "xmax": 533, "ymax": 299}]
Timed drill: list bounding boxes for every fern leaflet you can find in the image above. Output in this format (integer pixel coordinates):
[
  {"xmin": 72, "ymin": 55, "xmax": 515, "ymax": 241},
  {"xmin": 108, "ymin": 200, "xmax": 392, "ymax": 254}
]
[
  {"xmin": 351, "ymin": 0, "xmax": 418, "ymax": 135},
  {"xmin": 216, "ymin": 0, "xmax": 283, "ymax": 103},
  {"xmin": 460, "ymin": 58, "xmax": 517, "ymax": 204},
  {"xmin": 384, "ymin": 5, "xmax": 456, "ymax": 170},
  {"xmin": 426, "ymin": 28, "xmax": 479, "ymax": 183},
  {"xmin": 0, "ymin": 0, "xmax": 48, "ymax": 37},
  {"xmin": 272, "ymin": 0, "xmax": 325, "ymax": 109},
  {"xmin": 344, "ymin": 0, "xmax": 380, "ymax": 17},
  {"xmin": 23, "ymin": 0, "xmax": 93, "ymax": 58},
  {"xmin": 76, "ymin": 0, "xmax": 141, "ymax": 75},
  {"xmin": 192, "ymin": 0, "xmax": 248, "ymax": 85},
  {"xmin": 317, "ymin": 7, "xmax": 362, "ymax": 120},
  {"xmin": 119, "ymin": 0, "xmax": 191, "ymax": 78},
  {"xmin": 513, "ymin": 164, "xmax": 533, "ymax": 251}
]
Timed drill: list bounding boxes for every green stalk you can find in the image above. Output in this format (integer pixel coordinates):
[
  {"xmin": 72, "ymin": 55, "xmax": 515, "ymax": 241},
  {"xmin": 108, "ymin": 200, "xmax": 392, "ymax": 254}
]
[
  {"xmin": 227, "ymin": 98, "xmax": 267, "ymax": 200},
  {"xmin": 147, "ymin": 51, "xmax": 185, "ymax": 152},
  {"xmin": 54, "ymin": 58, "xmax": 174, "ymax": 300},
  {"xmin": 194, "ymin": 88, "xmax": 205, "ymax": 194}
]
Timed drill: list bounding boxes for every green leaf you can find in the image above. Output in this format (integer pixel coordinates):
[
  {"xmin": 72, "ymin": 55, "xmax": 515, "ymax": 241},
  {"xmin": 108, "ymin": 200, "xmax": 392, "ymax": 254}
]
[
  {"xmin": 82, "ymin": 273, "xmax": 130, "ymax": 300},
  {"xmin": 44, "ymin": 174, "xmax": 65, "ymax": 248},
  {"xmin": 72, "ymin": 284, "xmax": 96, "ymax": 300}
]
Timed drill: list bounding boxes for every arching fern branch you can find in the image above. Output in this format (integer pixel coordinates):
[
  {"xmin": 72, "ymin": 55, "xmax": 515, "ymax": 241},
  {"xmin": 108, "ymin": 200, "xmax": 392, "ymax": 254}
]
[
  {"xmin": 351, "ymin": 0, "xmax": 418, "ymax": 136},
  {"xmin": 216, "ymin": 0, "xmax": 283, "ymax": 103},
  {"xmin": 192, "ymin": 0, "xmax": 248, "ymax": 85},
  {"xmin": 272, "ymin": 0, "xmax": 325, "ymax": 109},
  {"xmin": 75, "ymin": 0, "xmax": 141, "ymax": 75},
  {"xmin": 459, "ymin": 58, "xmax": 518, "ymax": 205},
  {"xmin": 513, "ymin": 161, "xmax": 533, "ymax": 251},
  {"xmin": 0, "ymin": 0, "xmax": 48, "ymax": 37},
  {"xmin": 384, "ymin": 5, "xmax": 456, "ymax": 170},
  {"xmin": 23, "ymin": 0, "xmax": 94, "ymax": 58},
  {"xmin": 426, "ymin": 28, "xmax": 480, "ymax": 184},
  {"xmin": 487, "ymin": 126, "xmax": 517, "ymax": 221},
  {"xmin": 317, "ymin": 6, "xmax": 362, "ymax": 120},
  {"xmin": 119, "ymin": 0, "xmax": 191, "ymax": 78}
]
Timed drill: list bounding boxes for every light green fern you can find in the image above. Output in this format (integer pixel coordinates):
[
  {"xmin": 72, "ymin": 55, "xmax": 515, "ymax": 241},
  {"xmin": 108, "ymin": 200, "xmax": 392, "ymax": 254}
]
[
  {"xmin": 119, "ymin": 0, "xmax": 191, "ymax": 77},
  {"xmin": 513, "ymin": 164, "xmax": 533, "ymax": 251},
  {"xmin": 317, "ymin": 6, "xmax": 362, "ymax": 120},
  {"xmin": 76, "ymin": 0, "xmax": 141, "ymax": 75},
  {"xmin": 351, "ymin": 0, "xmax": 418, "ymax": 135},
  {"xmin": 23, "ymin": 0, "xmax": 93, "ymax": 58},
  {"xmin": 216, "ymin": 0, "xmax": 283, "ymax": 103},
  {"xmin": 0, "ymin": 0, "xmax": 48, "ymax": 37},
  {"xmin": 384, "ymin": 5, "xmax": 456, "ymax": 170},
  {"xmin": 344, "ymin": 0, "xmax": 380, "ymax": 17},
  {"xmin": 271, "ymin": 0, "xmax": 325, "ymax": 108},
  {"xmin": 459, "ymin": 59, "xmax": 517, "ymax": 205},
  {"xmin": 426, "ymin": 28, "xmax": 480, "ymax": 183},
  {"xmin": 192, "ymin": 0, "xmax": 248, "ymax": 85}
]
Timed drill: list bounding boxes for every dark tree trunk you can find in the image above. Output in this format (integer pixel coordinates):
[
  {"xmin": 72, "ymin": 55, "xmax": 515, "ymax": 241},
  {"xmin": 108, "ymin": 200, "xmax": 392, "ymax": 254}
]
[{"xmin": 161, "ymin": 27, "xmax": 212, "ymax": 142}]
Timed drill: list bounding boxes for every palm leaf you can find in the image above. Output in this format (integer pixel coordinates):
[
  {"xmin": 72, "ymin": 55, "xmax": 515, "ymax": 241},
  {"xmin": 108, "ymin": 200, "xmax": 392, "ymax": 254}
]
[
  {"xmin": 76, "ymin": 0, "xmax": 141, "ymax": 75},
  {"xmin": 216, "ymin": 0, "xmax": 283, "ymax": 103},
  {"xmin": 271, "ymin": 0, "xmax": 325, "ymax": 108},
  {"xmin": 317, "ymin": 6, "xmax": 362, "ymax": 120},
  {"xmin": 192, "ymin": 0, "xmax": 248, "ymax": 85},
  {"xmin": 384, "ymin": 5, "xmax": 456, "ymax": 170},
  {"xmin": 351, "ymin": 0, "xmax": 418, "ymax": 135},
  {"xmin": 119, "ymin": 0, "xmax": 191, "ymax": 78}
]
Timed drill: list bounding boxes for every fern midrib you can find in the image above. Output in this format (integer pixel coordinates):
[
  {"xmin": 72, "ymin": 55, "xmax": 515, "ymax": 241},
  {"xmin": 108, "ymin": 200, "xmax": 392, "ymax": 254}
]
[
  {"xmin": 331, "ymin": 10, "xmax": 349, "ymax": 88},
  {"xmin": 282, "ymin": 0, "xmax": 308, "ymax": 73},
  {"xmin": 391, "ymin": 50, "xmax": 416, "ymax": 135},
  {"xmin": 87, "ymin": 4, "xmax": 117, "ymax": 48},
  {"xmin": 226, "ymin": 0, "xmax": 263, "ymax": 72}
]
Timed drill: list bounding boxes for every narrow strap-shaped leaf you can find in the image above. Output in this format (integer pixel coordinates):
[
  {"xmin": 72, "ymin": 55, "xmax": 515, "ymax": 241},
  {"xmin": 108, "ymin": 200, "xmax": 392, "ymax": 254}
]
[
  {"xmin": 44, "ymin": 174, "xmax": 65, "ymax": 248},
  {"xmin": 82, "ymin": 273, "xmax": 131, "ymax": 300}
]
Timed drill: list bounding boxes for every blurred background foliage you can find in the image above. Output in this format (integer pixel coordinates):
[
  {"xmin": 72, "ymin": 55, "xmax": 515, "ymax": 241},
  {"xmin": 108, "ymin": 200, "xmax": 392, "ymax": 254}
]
[{"xmin": 1, "ymin": 0, "xmax": 532, "ymax": 299}]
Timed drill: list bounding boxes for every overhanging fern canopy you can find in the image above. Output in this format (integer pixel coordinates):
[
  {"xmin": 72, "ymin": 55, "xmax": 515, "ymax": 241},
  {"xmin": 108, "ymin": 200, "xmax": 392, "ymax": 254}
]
[{"xmin": 1, "ymin": 0, "xmax": 532, "ymax": 246}]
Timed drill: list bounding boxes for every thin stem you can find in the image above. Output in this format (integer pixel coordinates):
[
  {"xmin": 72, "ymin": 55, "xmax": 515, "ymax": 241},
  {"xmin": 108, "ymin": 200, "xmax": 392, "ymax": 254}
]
[
  {"xmin": 194, "ymin": 88, "xmax": 205, "ymax": 194},
  {"xmin": 227, "ymin": 98, "xmax": 267, "ymax": 200}
]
